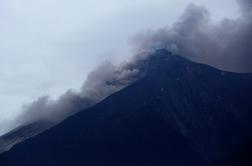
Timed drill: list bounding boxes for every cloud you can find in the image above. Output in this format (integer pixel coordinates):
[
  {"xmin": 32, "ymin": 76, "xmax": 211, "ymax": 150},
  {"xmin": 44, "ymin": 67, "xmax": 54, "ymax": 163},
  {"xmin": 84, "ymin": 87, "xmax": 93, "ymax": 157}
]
[
  {"xmin": 14, "ymin": 57, "xmax": 147, "ymax": 129},
  {"xmin": 133, "ymin": 1, "xmax": 252, "ymax": 72},
  {"xmin": 238, "ymin": 0, "xmax": 252, "ymax": 14}
]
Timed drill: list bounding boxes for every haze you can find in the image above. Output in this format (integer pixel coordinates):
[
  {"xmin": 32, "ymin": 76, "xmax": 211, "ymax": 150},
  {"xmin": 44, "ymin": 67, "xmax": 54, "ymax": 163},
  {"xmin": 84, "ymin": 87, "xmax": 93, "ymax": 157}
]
[{"xmin": 0, "ymin": 0, "xmax": 238, "ymax": 135}]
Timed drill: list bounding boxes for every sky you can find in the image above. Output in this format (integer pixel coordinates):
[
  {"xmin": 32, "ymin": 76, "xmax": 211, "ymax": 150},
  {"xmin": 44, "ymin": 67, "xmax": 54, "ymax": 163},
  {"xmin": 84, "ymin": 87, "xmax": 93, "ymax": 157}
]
[{"xmin": 0, "ymin": 0, "xmax": 239, "ymax": 135}]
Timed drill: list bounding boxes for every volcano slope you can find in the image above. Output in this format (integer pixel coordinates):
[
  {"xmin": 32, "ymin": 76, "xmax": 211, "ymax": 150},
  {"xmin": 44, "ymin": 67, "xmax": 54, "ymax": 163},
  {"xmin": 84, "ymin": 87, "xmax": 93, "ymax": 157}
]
[{"xmin": 0, "ymin": 50, "xmax": 252, "ymax": 166}]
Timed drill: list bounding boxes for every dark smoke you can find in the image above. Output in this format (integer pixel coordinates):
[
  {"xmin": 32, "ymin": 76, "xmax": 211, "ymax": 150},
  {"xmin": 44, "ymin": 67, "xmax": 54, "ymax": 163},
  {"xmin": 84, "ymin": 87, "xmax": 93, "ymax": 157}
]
[
  {"xmin": 133, "ymin": 0, "xmax": 252, "ymax": 72},
  {"xmin": 15, "ymin": 59, "xmax": 144, "ymax": 128},
  {"xmin": 239, "ymin": 0, "xmax": 252, "ymax": 14},
  {"xmin": 12, "ymin": 0, "xmax": 252, "ymax": 132}
]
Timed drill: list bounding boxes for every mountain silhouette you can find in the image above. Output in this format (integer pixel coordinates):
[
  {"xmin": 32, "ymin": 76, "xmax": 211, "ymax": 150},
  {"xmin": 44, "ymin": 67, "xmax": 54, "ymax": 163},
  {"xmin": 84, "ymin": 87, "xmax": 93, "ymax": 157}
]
[{"xmin": 0, "ymin": 49, "xmax": 252, "ymax": 166}]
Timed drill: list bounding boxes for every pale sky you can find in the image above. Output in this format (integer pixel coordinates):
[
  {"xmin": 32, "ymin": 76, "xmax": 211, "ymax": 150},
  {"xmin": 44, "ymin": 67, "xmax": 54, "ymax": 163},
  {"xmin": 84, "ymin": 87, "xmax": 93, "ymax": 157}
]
[{"xmin": 0, "ymin": 0, "xmax": 239, "ymax": 135}]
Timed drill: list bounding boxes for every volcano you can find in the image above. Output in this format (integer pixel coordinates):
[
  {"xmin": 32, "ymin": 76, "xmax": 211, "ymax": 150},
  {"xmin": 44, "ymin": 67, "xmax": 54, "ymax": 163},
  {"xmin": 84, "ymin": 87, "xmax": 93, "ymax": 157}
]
[{"xmin": 0, "ymin": 50, "xmax": 252, "ymax": 166}]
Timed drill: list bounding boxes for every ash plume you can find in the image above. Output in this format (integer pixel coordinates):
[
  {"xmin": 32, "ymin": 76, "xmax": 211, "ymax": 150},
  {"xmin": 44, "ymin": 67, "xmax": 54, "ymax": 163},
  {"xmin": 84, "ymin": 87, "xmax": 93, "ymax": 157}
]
[
  {"xmin": 15, "ymin": 59, "xmax": 145, "ymax": 128},
  {"xmin": 133, "ymin": 0, "xmax": 252, "ymax": 73}
]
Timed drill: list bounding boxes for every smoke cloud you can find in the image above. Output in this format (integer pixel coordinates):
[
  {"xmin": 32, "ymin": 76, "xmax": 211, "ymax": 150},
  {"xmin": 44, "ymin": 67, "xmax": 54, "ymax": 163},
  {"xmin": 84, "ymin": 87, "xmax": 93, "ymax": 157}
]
[
  {"xmin": 238, "ymin": 0, "xmax": 252, "ymax": 14},
  {"xmin": 14, "ymin": 58, "xmax": 145, "ymax": 129},
  {"xmin": 133, "ymin": 0, "xmax": 252, "ymax": 72},
  {"xmin": 6, "ymin": 0, "xmax": 252, "ymax": 134}
]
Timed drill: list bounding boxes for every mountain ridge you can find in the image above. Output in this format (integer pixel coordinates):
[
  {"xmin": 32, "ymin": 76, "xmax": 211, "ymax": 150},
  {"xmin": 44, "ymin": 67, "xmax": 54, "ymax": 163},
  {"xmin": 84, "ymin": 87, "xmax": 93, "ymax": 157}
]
[{"xmin": 1, "ymin": 49, "xmax": 252, "ymax": 166}]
